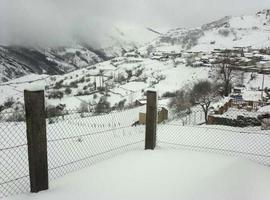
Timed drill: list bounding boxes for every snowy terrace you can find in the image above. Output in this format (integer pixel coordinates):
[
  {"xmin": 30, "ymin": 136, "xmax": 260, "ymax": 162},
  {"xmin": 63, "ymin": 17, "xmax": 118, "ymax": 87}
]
[
  {"xmin": 5, "ymin": 150, "xmax": 270, "ymax": 200},
  {"xmin": 1, "ymin": 102, "xmax": 270, "ymax": 199}
]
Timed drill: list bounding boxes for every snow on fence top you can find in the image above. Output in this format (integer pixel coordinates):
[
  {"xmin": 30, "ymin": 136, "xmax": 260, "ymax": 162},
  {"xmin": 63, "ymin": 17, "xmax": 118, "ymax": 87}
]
[{"xmin": 24, "ymin": 81, "xmax": 45, "ymax": 92}]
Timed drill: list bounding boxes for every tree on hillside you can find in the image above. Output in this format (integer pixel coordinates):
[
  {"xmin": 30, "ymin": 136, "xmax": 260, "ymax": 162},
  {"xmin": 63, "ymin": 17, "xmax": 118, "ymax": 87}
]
[
  {"xmin": 214, "ymin": 51, "xmax": 237, "ymax": 96},
  {"xmin": 79, "ymin": 101, "xmax": 89, "ymax": 118},
  {"xmin": 146, "ymin": 45, "xmax": 154, "ymax": 56},
  {"xmin": 169, "ymin": 89, "xmax": 192, "ymax": 117},
  {"xmin": 191, "ymin": 80, "xmax": 220, "ymax": 123},
  {"xmin": 95, "ymin": 97, "xmax": 111, "ymax": 114}
]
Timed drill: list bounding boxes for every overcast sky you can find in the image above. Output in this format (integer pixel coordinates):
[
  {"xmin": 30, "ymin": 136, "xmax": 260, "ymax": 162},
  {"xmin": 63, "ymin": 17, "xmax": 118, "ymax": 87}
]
[{"xmin": 1, "ymin": 0, "xmax": 270, "ymax": 47}]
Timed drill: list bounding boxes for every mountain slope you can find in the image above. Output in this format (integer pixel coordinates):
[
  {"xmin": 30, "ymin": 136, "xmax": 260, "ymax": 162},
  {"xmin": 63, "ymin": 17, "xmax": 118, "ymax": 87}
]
[
  {"xmin": 0, "ymin": 25, "xmax": 160, "ymax": 82},
  {"xmin": 0, "ymin": 45, "xmax": 104, "ymax": 82},
  {"xmin": 143, "ymin": 9, "xmax": 270, "ymax": 54}
]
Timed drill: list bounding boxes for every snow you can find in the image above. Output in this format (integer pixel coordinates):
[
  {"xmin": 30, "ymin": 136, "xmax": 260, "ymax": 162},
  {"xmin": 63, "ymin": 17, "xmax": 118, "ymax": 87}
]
[
  {"xmin": 0, "ymin": 74, "xmax": 48, "ymax": 104},
  {"xmin": 242, "ymin": 90, "xmax": 263, "ymax": 102},
  {"xmin": 2, "ymin": 8, "xmax": 270, "ymax": 200},
  {"xmin": 258, "ymin": 105, "xmax": 270, "ymax": 113},
  {"xmin": 150, "ymin": 10, "xmax": 270, "ymax": 53},
  {"xmin": 155, "ymin": 65, "xmax": 209, "ymax": 94},
  {"xmin": 5, "ymin": 150, "xmax": 270, "ymax": 200},
  {"xmin": 24, "ymin": 82, "xmax": 45, "ymax": 92},
  {"xmin": 213, "ymin": 107, "xmax": 259, "ymax": 119},
  {"xmin": 0, "ymin": 55, "xmax": 212, "ymax": 110}
]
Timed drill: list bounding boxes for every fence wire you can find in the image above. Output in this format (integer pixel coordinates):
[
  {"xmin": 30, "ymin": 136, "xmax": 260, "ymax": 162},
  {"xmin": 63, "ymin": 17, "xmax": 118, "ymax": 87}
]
[
  {"xmin": 157, "ymin": 108, "xmax": 270, "ymax": 166},
  {"xmin": 0, "ymin": 111, "xmax": 29, "ymax": 199},
  {"xmin": 0, "ymin": 106, "xmax": 145, "ymax": 198},
  {"xmin": 2, "ymin": 99, "xmax": 270, "ymax": 198},
  {"xmin": 46, "ymin": 106, "xmax": 145, "ymax": 180}
]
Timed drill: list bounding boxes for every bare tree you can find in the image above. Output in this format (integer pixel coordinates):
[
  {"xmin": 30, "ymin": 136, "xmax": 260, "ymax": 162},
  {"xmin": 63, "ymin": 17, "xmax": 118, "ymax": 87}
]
[
  {"xmin": 79, "ymin": 101, "xmax": 89, "ymax": 118},
  {"xmin": 169, "ymin": 89, "xmax": 191, "ymax": 117},
  {"xmin": 214, "ymin": 51, "xmax": 235, "ymax": 96},
  {"xmin": 191, "ymin": 80, "xmax": 220, "ymax": 123}
]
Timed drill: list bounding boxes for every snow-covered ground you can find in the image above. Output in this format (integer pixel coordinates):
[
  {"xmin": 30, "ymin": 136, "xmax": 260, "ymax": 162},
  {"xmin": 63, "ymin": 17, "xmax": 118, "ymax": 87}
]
[
  {"xmin": 4, "ymin": 150, "xmax": 270, "ymax": 200},
  {"xmin": 0, "ymin": 106, "xmax": 146, "ymax": 198},
  {"xmin": 0, "ymin": 58, "xmax": 211, "ymax": 110},
  {"xmin": 158, "ymin": 124, "xmax": 270, "ymax": 166},
  {"xmin": 1, "ymin": 8, "xmax": 270, "ymax": 200},
  {"xmin": 147, "ymin": 10, "xmax": 270, "ymax": 53},
  {"xmin": 2, "ymin": 104, "xmax": 270, "ymax": 198}
]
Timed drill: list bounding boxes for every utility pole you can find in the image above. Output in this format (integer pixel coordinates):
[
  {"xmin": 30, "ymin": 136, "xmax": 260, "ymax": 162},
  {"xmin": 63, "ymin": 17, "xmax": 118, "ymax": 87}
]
[{"xmin": 261, "ymin": 73, "xmax": 265, "ymax": 101}]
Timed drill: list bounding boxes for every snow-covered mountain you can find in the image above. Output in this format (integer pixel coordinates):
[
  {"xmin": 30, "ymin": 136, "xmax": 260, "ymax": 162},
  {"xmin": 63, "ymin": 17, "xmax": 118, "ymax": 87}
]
[
  {"xmin": 0, "ymin": 45, "xmax": 104, "ymax": 82},
  {"xmin": 1, "ymin": 9, "xmax": 270, "ymax": 112},
  {"xmin": 0, "ymin": 25, "xmax": 160, "ymax": 82},
  {"xmin": 2, "ymin": 9, "xmax": 270, "ymax": 83},
  {"xmin": 97, "ymin": 23, "xmax": 162, "ymax": 57},
  {"xmin": 142, "ymin": 9, "xmax": 270, "ymax": 54}
]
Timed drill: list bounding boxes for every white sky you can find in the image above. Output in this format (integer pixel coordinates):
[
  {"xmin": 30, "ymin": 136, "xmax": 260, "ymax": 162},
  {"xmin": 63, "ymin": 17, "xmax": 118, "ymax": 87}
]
[{"xmin": 0, "ymin": 0, "xmax": 270, "ymax": 47}]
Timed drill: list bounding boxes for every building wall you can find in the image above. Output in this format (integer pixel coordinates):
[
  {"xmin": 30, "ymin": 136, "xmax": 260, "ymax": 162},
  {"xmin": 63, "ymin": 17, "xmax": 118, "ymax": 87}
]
[{"xmin": 139, "ymin": 107, "xmax": 168, "ymax": 125}]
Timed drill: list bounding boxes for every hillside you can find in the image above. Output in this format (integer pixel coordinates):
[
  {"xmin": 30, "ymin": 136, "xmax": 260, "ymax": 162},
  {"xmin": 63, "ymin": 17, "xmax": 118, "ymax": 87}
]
[
  {"xmin": 0, "ymin": 45, "xmax": 104, "ymax": 82},
  {"xmin": 141, "ymin": 9, "xmax": 270, "ymax": 54},
  {"xmin": 0, "ymin": 25, "xmax": 160, "ymax": 82},
  {"xmin": 1, "ymin": 48, "xmax": 269, "ymax": 113},
  {"xmin": 0, "ymin": 9, "xmax": 270, "ymax": 113}
]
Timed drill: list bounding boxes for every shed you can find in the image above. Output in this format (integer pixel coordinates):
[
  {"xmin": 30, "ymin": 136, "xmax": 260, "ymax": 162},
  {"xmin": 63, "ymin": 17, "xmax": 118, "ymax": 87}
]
[{"xmin": 139, "ymin": 107, "xmax": 168, "ymax": 124}]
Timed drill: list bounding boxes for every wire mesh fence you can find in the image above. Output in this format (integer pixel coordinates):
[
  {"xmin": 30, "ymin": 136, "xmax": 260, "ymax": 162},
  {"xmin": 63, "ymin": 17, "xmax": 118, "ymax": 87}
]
[
  {"xmin": 157, "ymin": 108, "xmax": 270, "ymax": 166},
  {"xmin": 0, "ymin": 106, "xmax": 146, "ymax": 198},
  {"xmin": 0, "ymin": 111, "xmax": 29, "ymax": 199},
  {"xmin": 46, "ymin": 106, "xmax": 145, "ymax": 180},
  {"xmin": 2, "ymin": 92, "xmax": 270, "ymax": 198}
]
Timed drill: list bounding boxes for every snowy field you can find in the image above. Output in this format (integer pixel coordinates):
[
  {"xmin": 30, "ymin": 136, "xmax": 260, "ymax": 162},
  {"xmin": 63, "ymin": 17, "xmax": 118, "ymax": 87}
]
[
  {"xmin": 0, "ymin": 106, "xmax": 146, "ymax": 198},
  {"xmin": 1, "ymin": 106, "xmax": 270, "ymax": 198},
  {"xmin": 4, "ymin": 150, "xmax": 270, "ymax": 200},
  {"xmin": 1, "ymin": 98, "xmax": 270, "ymax": 198},
  {"xmin": 158, "ymin": 124, "xmax": 270, "ymax": 166}
]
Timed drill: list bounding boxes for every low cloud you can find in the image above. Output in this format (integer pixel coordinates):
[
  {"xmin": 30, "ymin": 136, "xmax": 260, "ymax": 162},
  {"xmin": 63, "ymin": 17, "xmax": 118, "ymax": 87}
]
[{"xmin": 1, "ymin": 0, "xmax": 269, "ymax": 47}]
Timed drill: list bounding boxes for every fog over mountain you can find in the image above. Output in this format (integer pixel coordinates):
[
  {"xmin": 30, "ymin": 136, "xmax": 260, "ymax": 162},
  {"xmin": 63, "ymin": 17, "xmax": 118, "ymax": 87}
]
[{"xmin": 1, "ymin": 0, "xmax": 270, "ymax": 48}]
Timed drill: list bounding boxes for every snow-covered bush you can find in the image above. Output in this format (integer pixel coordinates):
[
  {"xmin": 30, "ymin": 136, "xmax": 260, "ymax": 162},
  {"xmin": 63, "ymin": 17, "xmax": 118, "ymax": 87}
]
[
  {"xmin": 4, "ymin": 97, "xmax": 15, "ymax": 108},
  {"xmin": 162, "ymin": 91, "xmax": 177, "ymax": 98},
  {"xmin": 113, "ymin": 99, "xmax": 127, "ymax": 110},
  {"xmin": 48, "ymin": 90, "xmax": 64, "ymax": 99},
  {"xmin": 65, "ymin": 87, "xmax": 72, "ymax": 95},
  {"xmin": 0, "ymin": 105, "xmax": 4, "ymax": 112},
  {"xmin": 69, "ymin": 81, "xmax": 78, "ymax": 88},
  {"xmin": 46, "ymin": 105, "xmax": 64, "ymax": 124},
  {"xmin": 94, "ymin": 97, "xmax": 111, "ymax": 114},
  {"xmin": 79, "ymin": 102, "xmax": 89, "ymax": 118},
  {"xmin": 115, "ymin": 73, "xmax": 127, "ymax": 84},
  {"xmin": 5, "ymin": 103, "xmax": 25, "ymax": 122},
  {"xmin": 218, "ymin": 28, "xmax": 230, "ymax": 37},
  {"xmin": 6, "ymin": 111, "xmax": 25, "ymax": 122},
  {"xmin": 54, "ymin": 80, "xmax": 64, "ymax": 89}
]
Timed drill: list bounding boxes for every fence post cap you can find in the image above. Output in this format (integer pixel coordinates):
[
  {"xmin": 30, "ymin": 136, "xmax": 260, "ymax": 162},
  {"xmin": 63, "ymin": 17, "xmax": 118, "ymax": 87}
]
[{"xmin": 24, "ymin": 82, "xmax": 45, "ymax": 92}]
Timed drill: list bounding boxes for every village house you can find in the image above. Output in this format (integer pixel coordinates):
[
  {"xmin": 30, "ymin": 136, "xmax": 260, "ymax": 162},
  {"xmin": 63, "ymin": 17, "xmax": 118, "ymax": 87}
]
[{"xmin": 139, "ymin": 107, "xmax": 168, "ymax": 124}]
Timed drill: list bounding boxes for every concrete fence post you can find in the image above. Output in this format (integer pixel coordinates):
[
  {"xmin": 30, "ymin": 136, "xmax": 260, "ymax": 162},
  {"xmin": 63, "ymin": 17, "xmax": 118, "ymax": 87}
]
[
  {"xmin": 145, "ymin": 90, "xmax": 157, "ymax": 150},
  {"xmin": 24, "ymin": 90, "xmax": 48, "ymax": 193}
]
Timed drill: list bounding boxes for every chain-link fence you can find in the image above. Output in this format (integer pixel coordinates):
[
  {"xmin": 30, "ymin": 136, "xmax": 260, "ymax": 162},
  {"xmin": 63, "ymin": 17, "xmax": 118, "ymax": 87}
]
[
  {"xmin": 0, "ymin": 106, "xmax": 145, "ymax": 198},
  {"xmin": 2, "ymin": 91, "xmax": 270, "ymax": 198},
  {"xmin": 158, "ymin": 108, "xmax": 270, "ymax": 166},
  {"xmin": 0, "ymin": 111, "xmax": 29, "ymax": 198},
  {"xmin": 46, "ymin": 106, "xmax": 145, "ymax": 180}
]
